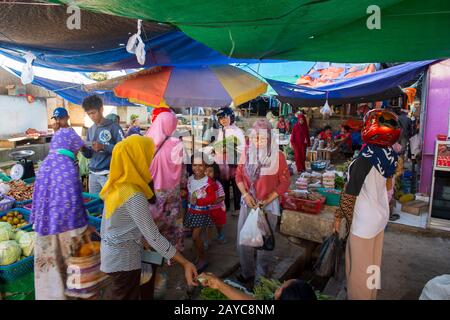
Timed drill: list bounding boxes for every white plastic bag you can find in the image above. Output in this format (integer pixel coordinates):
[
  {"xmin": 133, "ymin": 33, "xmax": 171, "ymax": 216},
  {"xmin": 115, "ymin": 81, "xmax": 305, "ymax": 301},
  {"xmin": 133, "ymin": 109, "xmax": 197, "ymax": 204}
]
[
  {"xmin": 419, "ymin": 274, "xmax": 450, "ymax": 300},
  {"xmin": 21, "ymin": 52, "xmax": 36, "ymax": 85},
  {"xmin": 320, "ymin": 100, "xmax": 333, "ymax": 117},
  {"xmin": 126, "ymin": 19, "xmax": 146, "ymax": 66},
  {"xmin": 239, "ymin": 208, "xmax": 264, "ymax": 247}
]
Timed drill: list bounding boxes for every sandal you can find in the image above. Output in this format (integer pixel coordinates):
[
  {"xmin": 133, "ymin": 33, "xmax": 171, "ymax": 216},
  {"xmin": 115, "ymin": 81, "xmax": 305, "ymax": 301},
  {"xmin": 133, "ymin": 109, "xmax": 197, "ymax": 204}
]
[{"xmin": 389, "ymin": 213, "xmax": 400, "ymax": 221}]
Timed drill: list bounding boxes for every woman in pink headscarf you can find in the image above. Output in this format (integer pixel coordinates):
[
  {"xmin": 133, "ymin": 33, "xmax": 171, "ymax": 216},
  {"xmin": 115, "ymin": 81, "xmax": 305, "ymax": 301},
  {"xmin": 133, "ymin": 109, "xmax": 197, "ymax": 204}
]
[
  {"xmin": 145, "ymin": 111, "xmax": 185, "ymax": 251},
  {"xmin": 290, "ymin": 114, "xmax": 311, "ymax": 173}
]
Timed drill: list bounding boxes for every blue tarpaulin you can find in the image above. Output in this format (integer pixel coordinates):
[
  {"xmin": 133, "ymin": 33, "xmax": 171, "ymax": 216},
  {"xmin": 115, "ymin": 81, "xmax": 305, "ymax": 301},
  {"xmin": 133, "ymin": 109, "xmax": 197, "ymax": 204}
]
[
  {"xmin": 0, "ymin": 31, "xmax": 271, "ymax": 72},
  {"xmin": 5, "ymin": 67, "xmax": 134, "ymax": 106},
  {"xmin": 267, "ymin": 61, "xmax": 435, "ymax": 107}
]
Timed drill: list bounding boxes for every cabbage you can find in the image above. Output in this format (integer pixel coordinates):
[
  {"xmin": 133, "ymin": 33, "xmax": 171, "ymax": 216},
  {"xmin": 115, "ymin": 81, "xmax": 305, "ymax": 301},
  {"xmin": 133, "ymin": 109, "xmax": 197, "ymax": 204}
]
[
  {"xmin": 18, "ymin": 231, "xmax": 36, "ymax": 257},
  {"xmin": 14, "ymin": 230, "xmax": 28, "ymax": 242},
  {"xmin": 0, "ymin": 240, "xmax": 21, "ymax": 265},
  {"xmin": 0, "ymin": 222, "xmax": 14, "ymax": 241}
]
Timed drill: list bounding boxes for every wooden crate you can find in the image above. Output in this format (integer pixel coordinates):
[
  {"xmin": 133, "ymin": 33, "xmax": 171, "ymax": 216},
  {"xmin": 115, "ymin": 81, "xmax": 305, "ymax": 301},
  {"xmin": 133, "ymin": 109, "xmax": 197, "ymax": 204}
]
[
  {"xmin": 401, "ymin": 200, "xmax": 429, "ymax": 216},
  {"xmin": 280, "ymin": 206, "xmax": 346, "ymax": 244}
]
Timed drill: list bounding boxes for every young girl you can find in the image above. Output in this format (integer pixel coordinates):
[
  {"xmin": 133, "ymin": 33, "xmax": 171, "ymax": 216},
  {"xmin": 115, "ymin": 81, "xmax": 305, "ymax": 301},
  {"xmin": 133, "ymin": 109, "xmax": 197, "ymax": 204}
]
[
  {"xmin": 184, "ymin": 153, "xmax": 217, "ymax": 272},
  {"xmin": 206, "ymin": 163, "xmax": 227, "ymax": 244}
]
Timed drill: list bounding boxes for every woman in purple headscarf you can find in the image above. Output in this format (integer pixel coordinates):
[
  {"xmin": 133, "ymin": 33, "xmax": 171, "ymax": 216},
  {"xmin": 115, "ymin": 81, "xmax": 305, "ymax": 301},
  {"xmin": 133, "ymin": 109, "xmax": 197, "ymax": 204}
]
[{"xmin": 31, "ymin": 108, "xmax": 91, "ymax": 300}]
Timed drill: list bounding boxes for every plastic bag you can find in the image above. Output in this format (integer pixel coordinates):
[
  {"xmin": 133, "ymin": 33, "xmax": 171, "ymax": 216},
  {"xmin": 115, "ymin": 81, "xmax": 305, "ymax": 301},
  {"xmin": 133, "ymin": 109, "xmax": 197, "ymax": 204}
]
[
  {"xmin": 21, "ymin": 52, "xmax": 36, "ymax": 85},
  {"xmin": 256, "ymin": 209, "xmax": 275, "ymax": 251},
  {"xmin": 140, "ymin": 263, "xmax": 153, "ymax": 285},
  {"xmin": 126, "ymin": 19, "xmax": 146, "ymax": 66},
  {"xmin": 239, "ymin": 208, "xmax": 264, "ymax": 247},
  {"xmin": 320, "ymin": 100, "xmax": 333, "ymax": 117},
  {"xmin": 313, "ymin": 233, "xmax": 345, "ymax": 279},
  {"xmin": 419, "ymin": 275, "xmax": 450, "ymax": 300}
]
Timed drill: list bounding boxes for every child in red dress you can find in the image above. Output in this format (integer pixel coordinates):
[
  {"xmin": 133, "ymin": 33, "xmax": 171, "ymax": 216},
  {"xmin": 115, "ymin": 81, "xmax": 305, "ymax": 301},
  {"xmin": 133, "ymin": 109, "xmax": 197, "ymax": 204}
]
[
  {"xmin": 184, "ymin": 153, "xmax": 217, "ymax": 272},
  {"xmin": 206, "ymin": 163, "xmax": 227, "ymax": 244}
]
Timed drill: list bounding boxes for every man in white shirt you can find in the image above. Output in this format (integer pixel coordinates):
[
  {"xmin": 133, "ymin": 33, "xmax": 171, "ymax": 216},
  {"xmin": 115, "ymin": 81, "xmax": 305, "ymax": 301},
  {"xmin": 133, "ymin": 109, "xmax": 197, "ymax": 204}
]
[
  {"xmin": 214, "ymin": 107, "xmax": 245, "ymax": 216},
  {"xmin": 334, "ymin": 109, "xmax": 400, "ymax": 300}
]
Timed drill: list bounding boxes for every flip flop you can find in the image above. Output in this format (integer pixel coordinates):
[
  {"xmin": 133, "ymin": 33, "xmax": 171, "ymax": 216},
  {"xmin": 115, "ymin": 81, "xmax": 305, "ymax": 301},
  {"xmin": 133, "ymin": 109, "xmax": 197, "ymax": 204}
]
[{"xmin": 389, "ymin": 213, "xmax": 400, "ymax": 221}]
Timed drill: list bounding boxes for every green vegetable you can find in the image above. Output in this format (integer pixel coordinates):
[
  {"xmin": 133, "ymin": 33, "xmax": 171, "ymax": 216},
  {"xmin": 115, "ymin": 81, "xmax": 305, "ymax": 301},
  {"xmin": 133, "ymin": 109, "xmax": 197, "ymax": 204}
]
[
  {"xmin": 334, "ymin": 175, "xmax": 345, "ymax": 190},
  {"xmin": 0, "ymin": 222, "xmax": 14, "ymax": 241},
  {"xmin": 14, "ymin": 230, "xmax": 28, "ymax": 242},
  {"xmin": 315, "ymin": 290, "xmax": 334, "ymax": 300},
  {"xmin": 200, "ymin": 287, "xmax": 229, "ymax": 300},
  {"xmin": 18, "ymin": 231, "xmax": 36, "ymax": 257},
  {"xmin": 253, "ymin": 277, "xmax": 282, "ymax": 300},
  {"xmin": 0, "ymin": 240, "xmax": 21, "ymax": 265}
]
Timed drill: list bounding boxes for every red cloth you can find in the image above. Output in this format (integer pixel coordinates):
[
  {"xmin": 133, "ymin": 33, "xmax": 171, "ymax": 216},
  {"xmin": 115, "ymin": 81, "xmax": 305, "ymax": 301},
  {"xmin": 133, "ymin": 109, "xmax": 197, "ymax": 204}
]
[
  {"xmin": 290, "ymin": 114, "xmax": 310, "ymax": 172},
  {"xmin": 336, "ymin": 132, "xmax": 352, "ymax": 150},
  {"xmin": 151, "ymin": 107, "xmax": 171, "ymax": 122},
  {"xmin": 319, "ymin": 131, "xmax": 332, "ymax": 140},
  {"xmin": 277, "ymin": 119, "xmax": 289, "ymax": 131},
  {"xmin": 210, "ymin": 208, "xmax": 226, "ymax": 226},
  {"xmin": 235, "ymin": 151, "xmax": 291, "ymax": 202}
]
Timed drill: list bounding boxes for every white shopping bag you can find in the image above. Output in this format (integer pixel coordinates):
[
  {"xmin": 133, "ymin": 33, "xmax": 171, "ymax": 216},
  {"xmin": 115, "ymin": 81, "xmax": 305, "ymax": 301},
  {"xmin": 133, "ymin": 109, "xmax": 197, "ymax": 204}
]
[{"xmin": 239, "ymin": 208, "xmax": 264, "ymax": 247}]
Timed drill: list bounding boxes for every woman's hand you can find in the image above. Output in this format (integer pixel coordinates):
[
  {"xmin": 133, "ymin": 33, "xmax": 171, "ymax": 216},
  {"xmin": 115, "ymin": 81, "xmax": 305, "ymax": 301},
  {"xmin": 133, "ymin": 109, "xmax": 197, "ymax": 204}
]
[
  {"xmin": 198, "ymin": 272, "xmax": 222, "ymax": 290},
  {"xmin": 243, "ymin": 193, "xmax": 257, "ymax": 209},
  {"xmin": 260, "ymin": 192, "xmax": 279, "ymax": 208},
  {"xmin": 182, "ymin": 261, "xmax": 198, "ymax": 287}
]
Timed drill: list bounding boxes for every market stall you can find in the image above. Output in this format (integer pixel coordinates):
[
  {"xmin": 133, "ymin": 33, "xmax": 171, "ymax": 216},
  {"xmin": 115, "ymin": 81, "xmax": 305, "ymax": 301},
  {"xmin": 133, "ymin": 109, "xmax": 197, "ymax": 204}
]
[{"xmin": 278, "ymin": 158, "xmax": 348, "ymax": 244}]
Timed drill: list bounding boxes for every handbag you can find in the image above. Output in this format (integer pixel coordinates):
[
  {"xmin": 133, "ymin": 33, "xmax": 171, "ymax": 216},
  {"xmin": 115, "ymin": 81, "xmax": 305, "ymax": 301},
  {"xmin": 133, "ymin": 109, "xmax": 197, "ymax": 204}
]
[{"xmin": 256, "ymin": 208, "xmax": 275, "ymax": 251}]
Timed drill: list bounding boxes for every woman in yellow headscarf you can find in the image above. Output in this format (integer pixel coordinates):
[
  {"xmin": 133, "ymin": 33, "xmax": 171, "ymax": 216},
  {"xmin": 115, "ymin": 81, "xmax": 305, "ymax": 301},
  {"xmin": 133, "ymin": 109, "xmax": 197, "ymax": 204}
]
[{"xmin": 99, "ymin": 135, "xmax": 197, "ymax": 300}]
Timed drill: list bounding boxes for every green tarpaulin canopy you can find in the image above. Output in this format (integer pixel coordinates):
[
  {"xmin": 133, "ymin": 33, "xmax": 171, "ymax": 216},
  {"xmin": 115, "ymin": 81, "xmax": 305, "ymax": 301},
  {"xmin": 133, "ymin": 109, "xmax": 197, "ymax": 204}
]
[{"xmin": 47, "ymin": 0, "xmax": 450, "ymax": 62}]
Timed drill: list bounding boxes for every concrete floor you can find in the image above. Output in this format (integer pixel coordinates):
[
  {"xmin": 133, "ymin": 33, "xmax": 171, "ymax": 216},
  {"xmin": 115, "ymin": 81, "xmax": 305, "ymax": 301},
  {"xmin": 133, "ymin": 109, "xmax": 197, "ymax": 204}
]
[
  {"xmin": 378, "ymin": 224, "xmax": 450, "ymax": 300},
  {"xmin": 157, "ymin": 213, "xmax": 306, "ymax": 300}
]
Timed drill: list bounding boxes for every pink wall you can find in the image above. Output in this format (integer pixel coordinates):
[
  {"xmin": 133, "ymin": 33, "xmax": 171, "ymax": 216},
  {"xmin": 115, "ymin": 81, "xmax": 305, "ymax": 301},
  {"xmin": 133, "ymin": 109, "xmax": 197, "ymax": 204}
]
[{"xmin": 420, "ymin": 60, "xmax": 450, "ymax": 194}]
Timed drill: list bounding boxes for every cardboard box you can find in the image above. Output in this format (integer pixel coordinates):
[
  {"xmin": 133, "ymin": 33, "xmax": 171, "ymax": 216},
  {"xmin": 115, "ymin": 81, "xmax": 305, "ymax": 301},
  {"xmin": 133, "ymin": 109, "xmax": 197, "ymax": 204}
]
[{"xmin": 401, "ymin": 200, "xmax": 429, "ymax": 216}]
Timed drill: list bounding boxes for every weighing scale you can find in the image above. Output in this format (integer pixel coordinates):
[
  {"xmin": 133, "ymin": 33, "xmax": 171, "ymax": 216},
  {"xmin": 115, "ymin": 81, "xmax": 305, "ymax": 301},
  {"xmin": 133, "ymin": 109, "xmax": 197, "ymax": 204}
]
[{"xmin": 9, "ymin": 150, "xmax": 36, "ymax": 181}]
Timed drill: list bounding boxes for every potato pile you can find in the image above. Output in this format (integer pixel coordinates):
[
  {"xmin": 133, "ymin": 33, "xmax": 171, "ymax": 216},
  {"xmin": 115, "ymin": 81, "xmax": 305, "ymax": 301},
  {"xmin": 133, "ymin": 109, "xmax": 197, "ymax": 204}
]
[{"xmin": 1, "ymin": 211, "xmax": 28, "ymax": 228}]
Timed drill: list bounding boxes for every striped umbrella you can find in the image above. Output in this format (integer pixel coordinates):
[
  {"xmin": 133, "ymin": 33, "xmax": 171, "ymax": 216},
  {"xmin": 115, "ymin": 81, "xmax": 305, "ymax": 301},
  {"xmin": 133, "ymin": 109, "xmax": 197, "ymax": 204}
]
[{"xmin": 112, "ymin": 65, "xmax": 268, "ymax": 108}]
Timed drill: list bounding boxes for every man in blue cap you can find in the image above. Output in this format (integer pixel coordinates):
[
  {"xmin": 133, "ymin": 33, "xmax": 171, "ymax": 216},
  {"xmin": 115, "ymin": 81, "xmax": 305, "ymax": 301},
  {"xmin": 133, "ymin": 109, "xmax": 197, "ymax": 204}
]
[{"xmin": 51, "ymin": 107, "xmax": 70, "ymax": 132}]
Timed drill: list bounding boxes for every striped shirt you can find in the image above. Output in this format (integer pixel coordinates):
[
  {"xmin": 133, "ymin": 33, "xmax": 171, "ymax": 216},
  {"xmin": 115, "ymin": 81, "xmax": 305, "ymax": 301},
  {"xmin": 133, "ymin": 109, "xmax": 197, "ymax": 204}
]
[{"xmin": 100, "ymin": 192, "xmax": 176, "ymax": 273}]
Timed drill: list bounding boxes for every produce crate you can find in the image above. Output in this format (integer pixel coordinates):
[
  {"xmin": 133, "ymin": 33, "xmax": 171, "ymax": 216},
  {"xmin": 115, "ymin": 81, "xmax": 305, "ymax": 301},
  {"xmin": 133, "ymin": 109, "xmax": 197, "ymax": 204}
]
[
  {"xmin": 316, "ymin": 188, "xmax": 342, "ymax": 206},
  {"xmin": 0, "ymin": 271, "xmax": 35, "ymax": 300},
  {"xmin": 24, "ymin": 197, "xmax": 104, "ymax": 212},
  {"xmin": 83, "ymin": 192, "xmax": 103, "ymax": 209},
  {"xmin": 22, "ymin": 177, "xmax": 35, "ymax": 184},
  {"xmin": 14, "ymin": 199, "xmax": 32, "ymax": 208},
  {"xmin": 0, "ymin": 208, "xmax": 32, "ymax": 230},
  {"xmin": 281, "ymin": 194, "xmax": 323, "ymax": 214},
  {"xmin": 0, "ymin": 255, "xmax": 34, "ymax": 283}
]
